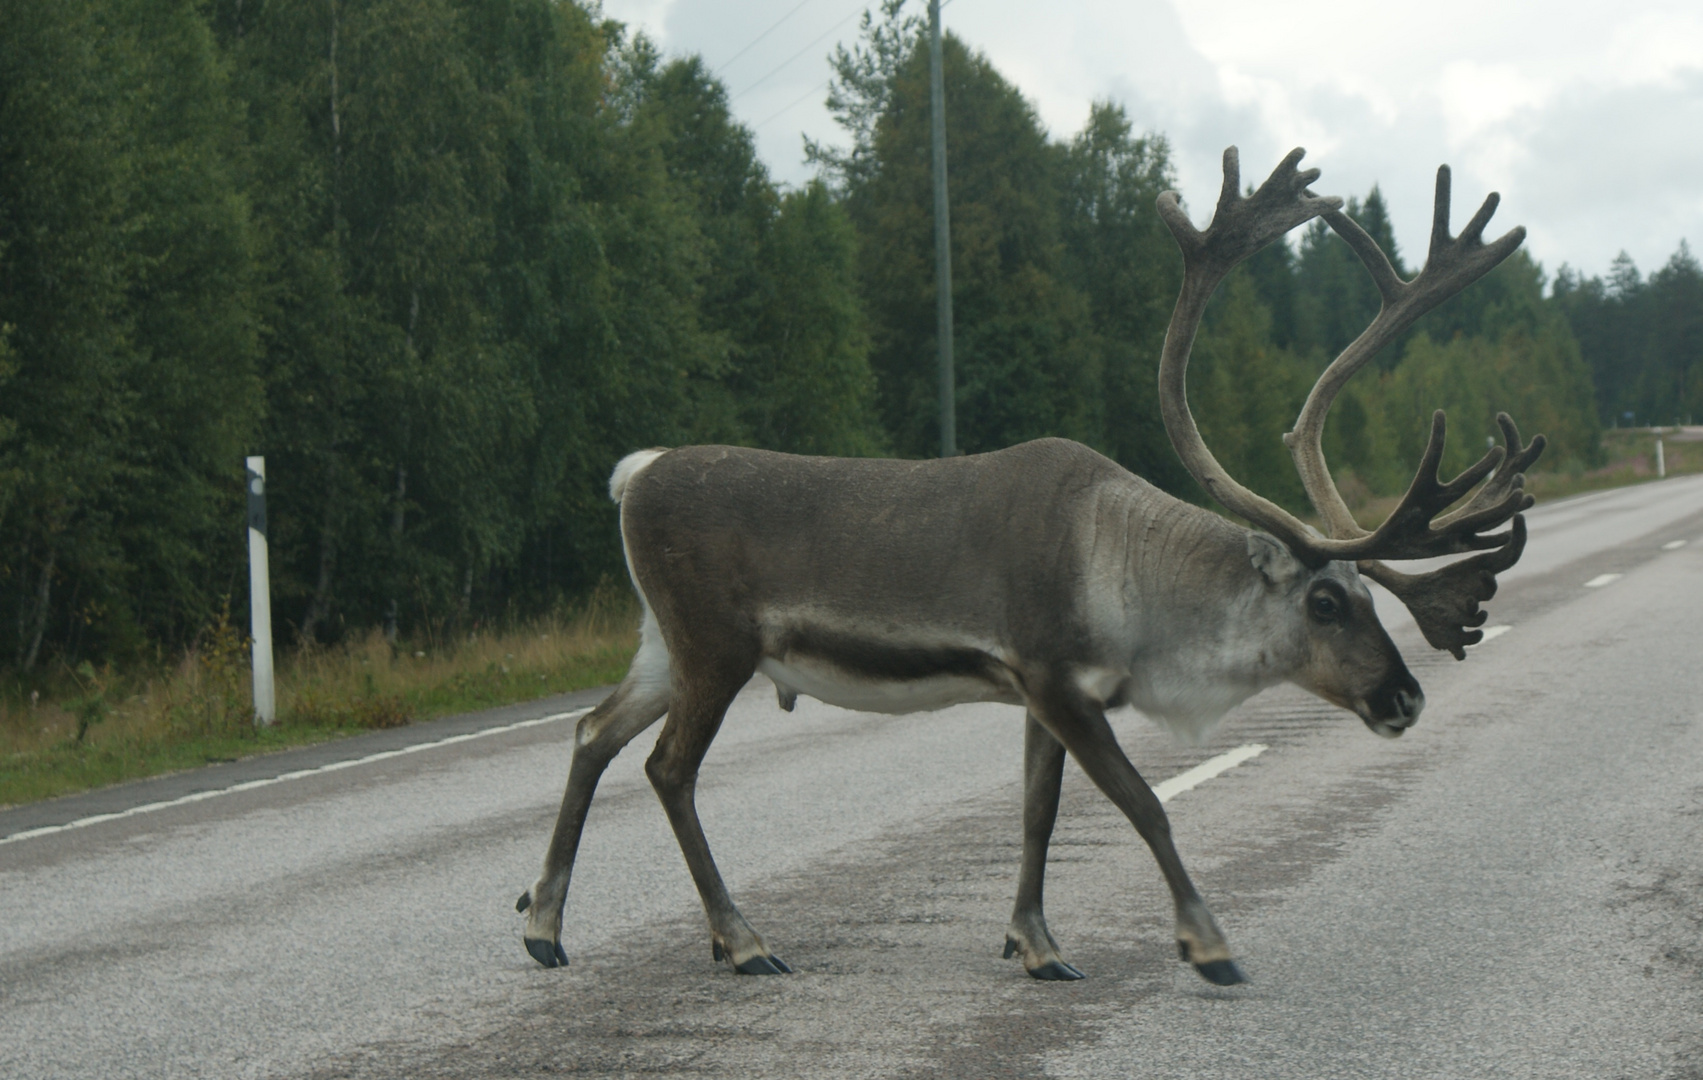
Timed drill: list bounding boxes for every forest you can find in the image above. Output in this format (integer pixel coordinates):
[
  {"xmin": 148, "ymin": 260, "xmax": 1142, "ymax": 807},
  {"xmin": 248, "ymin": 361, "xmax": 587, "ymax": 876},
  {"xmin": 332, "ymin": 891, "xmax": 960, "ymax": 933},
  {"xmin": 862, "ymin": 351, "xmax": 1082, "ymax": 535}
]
[{"xmin": 1, "ymin": 0, "xmax": 1695, "ymax": 675}]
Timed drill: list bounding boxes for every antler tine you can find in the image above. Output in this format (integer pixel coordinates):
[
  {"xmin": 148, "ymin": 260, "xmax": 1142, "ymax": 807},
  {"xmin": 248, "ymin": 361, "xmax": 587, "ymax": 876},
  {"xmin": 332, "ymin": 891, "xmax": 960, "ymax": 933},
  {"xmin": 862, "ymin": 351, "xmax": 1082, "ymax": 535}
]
[
  {"xmin": 1158, "ymin": 147, "xmax": 1336, "ymax": 278},
  {"xmin": 1353, "ymin": 409, "xmax": 1532, "ymax": 561},
  {"xmin": 1285, "ymin": 165, "xmax": 1530, "ymax": 550},
  {"xmin": 1157, "ymin": 148, "xmax": 1344, "ymax": 564},
  {"xmin": 1214, "ymin": 145, "xmax": 1243, "ymax": 223},
  {"xmin": 1361, "ymin": 515, "xmax": 1529, "ymax": 660},
  {"xmin": 1435, "ymin": 413, "xmax": 1546, "ymax": 530},
  {"xmin": 1412, "ymin": 165, "xmax": 1527, "ymax": 313}
]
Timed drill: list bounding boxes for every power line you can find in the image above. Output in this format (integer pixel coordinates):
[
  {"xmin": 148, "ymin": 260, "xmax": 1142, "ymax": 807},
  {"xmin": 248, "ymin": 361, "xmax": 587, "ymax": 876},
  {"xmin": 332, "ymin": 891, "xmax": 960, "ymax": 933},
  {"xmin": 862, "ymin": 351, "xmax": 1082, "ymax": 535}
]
[
  {"xmin": 753, "ymin": 78, "xmax": 832, "ymax": 130},
  {"xmin": 730, "ymin": 2, "xmax": 866, "ymax": 102},
  {"xmin": 714, "ymin": 0, "xmax": 821, "ymax": 75},
  {"xmin": 744, "ymin": 1, "xmax": 966, "ymax": 131}
]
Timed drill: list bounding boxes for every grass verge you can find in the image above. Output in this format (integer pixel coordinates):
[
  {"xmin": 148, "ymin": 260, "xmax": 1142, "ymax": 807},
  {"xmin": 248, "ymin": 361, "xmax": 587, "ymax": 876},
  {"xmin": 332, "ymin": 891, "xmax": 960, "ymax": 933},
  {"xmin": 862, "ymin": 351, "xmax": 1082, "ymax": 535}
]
[
  {"xmin": 1345, "ymin": 427, "xmax": 1703, "ymax": 527},
  {"xmin": 0, "ymin": 587, "xmax": 637, "ymax": 809}
]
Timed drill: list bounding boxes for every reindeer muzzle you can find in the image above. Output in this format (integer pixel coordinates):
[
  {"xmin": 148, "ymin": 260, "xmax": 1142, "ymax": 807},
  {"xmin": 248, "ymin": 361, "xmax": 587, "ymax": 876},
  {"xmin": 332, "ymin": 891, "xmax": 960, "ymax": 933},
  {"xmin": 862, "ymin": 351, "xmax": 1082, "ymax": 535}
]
[{"xmin": 1362, "ymin": 670, "xmax": 1424, "ymax": 738}]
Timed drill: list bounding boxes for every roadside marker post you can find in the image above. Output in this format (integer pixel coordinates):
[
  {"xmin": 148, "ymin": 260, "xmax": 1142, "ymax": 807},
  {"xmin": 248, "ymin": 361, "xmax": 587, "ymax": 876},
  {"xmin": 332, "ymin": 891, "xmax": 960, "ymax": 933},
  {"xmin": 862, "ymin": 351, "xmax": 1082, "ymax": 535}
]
[
  {"xmin": 246, "ymin": 456, "xmax": 277, "ymax": 726},
  {"xmin": 1656, "ymin": 437, "xmax": 1665, "ymax": 479}
]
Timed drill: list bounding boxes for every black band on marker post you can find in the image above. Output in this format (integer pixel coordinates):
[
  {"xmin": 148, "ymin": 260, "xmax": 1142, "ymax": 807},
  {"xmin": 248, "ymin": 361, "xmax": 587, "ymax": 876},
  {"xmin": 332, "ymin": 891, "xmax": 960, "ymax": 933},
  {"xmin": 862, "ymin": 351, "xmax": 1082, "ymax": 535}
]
[{"xmin": 246, "ymin": 465, "xmax": 267, "ymax": 538}]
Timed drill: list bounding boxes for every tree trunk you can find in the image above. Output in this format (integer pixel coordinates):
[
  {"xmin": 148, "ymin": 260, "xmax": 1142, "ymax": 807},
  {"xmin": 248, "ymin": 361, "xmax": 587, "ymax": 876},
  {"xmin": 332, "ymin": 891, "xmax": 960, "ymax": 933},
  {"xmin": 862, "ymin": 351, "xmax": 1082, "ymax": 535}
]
[
  {"xmin": 328, "ymin": 0, "xmax": 341, "ymax": 175},
  {"xmin": 457, "ymin": 558, "xmax": 474, "ymax": 630},
  {"xmin": 20, "ymin": 548, "xmax": 54, "ymax": 672},
  {"xmin": 383, "ymin": 463, "xmax": 407, "ymax": 645},
  {"xmin": 386, "ymin": 286, "xmax": 419, "ymax": 646},
  {"xmin": 300, "ymin": 507, "xmax": 338, "ymax": 644}
]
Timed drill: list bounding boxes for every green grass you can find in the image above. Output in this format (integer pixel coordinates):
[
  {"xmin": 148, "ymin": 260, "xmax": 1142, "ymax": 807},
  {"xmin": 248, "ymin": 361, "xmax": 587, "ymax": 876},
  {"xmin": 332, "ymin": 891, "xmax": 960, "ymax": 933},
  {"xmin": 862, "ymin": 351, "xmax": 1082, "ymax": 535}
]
[
  {"xmin": 0, "ymin": 588, "xmax": 637, "ymax": 808},
  {"xmin": 1526, "ymin": 427, "xmax": 1703, "ymax": 498}
]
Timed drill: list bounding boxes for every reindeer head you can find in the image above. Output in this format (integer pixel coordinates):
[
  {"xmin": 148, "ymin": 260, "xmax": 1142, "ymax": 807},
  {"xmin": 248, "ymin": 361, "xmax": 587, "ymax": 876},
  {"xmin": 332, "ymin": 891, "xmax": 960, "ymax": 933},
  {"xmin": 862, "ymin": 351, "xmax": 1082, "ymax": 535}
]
[{"xmin": 1158, "ymin": 148, "xmax": 1543, "ymax": 733}]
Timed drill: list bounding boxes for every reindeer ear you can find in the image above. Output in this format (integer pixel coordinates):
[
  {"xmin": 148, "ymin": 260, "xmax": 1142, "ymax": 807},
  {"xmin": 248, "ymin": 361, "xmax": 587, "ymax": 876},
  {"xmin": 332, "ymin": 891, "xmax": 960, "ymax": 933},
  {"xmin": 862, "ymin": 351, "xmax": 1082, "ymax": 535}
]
[{"xmin": 1247, "ymin": 533, "xmax": 1303, "ymax": 588}]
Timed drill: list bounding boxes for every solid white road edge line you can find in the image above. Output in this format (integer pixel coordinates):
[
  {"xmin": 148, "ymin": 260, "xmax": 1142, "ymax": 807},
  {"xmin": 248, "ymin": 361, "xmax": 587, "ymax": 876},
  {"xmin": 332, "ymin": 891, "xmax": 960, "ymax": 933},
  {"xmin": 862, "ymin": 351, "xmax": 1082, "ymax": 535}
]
[
  {"xmin": 1153, "ymin": 743, "xmax": 1268, "ymax": 804},
  {"xmin": 0, "ymin": 707, "xmax": 592, "ymax": 847},
  {"xmin": 6, "ymin": 713, "xmax": 1265, "ymax": 844},
  {"xmin": 1585, "ymin": 573, "xmax": 1623, "ymax": 588}
]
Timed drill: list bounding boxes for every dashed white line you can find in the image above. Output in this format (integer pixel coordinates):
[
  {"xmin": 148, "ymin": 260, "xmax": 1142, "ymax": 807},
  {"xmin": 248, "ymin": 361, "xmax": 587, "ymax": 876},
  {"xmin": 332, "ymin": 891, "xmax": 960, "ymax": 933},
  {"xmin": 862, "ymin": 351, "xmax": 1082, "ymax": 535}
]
[
  {"xmin": 1662, "ymin": 539, "xmax": 1687, "ymax": 550},
  {"xmin": 0, "ymin": 707, "xmax": 591, "ymax": 847},
  {"xmin": 1584, "ymin": 573, "xmax": 1622, "ymax": 588},
  {"xmin": 1153, "ymin": 744, "xmax": 1267, "ymax": 803}
]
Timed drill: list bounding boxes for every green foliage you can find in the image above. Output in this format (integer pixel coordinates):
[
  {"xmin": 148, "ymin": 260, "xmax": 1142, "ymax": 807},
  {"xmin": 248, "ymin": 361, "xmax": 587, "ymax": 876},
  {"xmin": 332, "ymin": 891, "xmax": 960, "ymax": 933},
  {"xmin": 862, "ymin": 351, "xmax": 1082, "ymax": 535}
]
[
  {"xmin": 1191, "ymin": 277, "xmax": 1314, "ymax": 512},
  {"xmin": 739, "ymin": 182, "xmax": 883, "ymax": 455},
  {"xmin": 1056, "ymin": 103, "xmax": 1186, "ymax": 489},
  {"xmin": 1208, "ymin": 210, "xmax": 1603, "ymax": 507},
  {"xmin": 1555, "ymin": 242, "xmax": 1703, "ymax": 428},
  {"xmin": 807, "ymin": 0, "xmax": 923, "ymax": 195},
  {"xmin": 0, "ymin": 0, "xmax": 260, "ymax": 670},
  {"xmin": 0, "ymin": 0, "xmax": 1656, "ymax": 690},
  {"xmin": 66, "ymin": 661, "xmax": 110, "ymax": 744},
  {"xmin": 624, "ymin": 52, "xmax": 881, "ymax": 456},
  {"xmin": 1291, "ymin": 187, "xmax": 1407, "ymax": 365}
]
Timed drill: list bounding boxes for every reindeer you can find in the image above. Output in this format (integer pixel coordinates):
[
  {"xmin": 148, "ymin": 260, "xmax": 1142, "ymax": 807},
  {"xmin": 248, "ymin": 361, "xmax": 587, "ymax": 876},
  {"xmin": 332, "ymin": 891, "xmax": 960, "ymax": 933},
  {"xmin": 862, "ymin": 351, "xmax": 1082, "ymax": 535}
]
[{"xmin": 515, "ymin": 148, "xmax": 1543, "ymax": 986}]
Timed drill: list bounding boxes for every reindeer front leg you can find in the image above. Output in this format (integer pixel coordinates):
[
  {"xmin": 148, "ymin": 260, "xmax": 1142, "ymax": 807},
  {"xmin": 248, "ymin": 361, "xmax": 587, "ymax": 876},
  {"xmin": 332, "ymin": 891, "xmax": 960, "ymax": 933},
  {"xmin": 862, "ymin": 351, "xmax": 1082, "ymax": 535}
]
[
  {"xmin": 1028, "ymin": 681, "xmax": 1245, "ymax": 986},
  {"xmin": 1005, "ymin": 713, "xmax": 1085, "ymax": 980}
]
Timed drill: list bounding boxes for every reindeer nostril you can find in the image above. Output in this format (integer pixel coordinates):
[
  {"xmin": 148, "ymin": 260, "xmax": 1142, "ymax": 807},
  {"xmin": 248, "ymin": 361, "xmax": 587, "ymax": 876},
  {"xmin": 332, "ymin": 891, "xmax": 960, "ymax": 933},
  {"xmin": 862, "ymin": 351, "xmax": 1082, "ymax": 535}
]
[{"xmin": 1394, "ymin": 687, "xmax": 1424, "ymax": 721}]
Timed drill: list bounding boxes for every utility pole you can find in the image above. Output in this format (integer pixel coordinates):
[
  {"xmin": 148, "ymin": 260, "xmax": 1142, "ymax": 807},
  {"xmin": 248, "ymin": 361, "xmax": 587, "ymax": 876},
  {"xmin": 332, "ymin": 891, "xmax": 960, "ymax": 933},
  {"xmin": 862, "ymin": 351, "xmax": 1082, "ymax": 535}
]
[{"xmin": 928, "ymin": 0, "xmax": 956, "ymax": 457}]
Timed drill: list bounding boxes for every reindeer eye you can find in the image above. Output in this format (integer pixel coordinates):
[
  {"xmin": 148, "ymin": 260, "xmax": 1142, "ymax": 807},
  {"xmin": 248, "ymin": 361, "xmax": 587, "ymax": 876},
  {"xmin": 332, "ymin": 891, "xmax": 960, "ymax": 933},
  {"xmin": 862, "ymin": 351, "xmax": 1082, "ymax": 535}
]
[{"xmin": 1309, "ymin": 592, "xmax": 1341, "ymax": 622}]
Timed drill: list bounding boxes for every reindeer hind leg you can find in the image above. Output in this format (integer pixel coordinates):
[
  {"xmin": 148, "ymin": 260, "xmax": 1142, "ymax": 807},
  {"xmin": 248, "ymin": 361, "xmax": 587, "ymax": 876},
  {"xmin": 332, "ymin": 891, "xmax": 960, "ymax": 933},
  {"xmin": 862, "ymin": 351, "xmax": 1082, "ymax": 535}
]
[
  {"xmin": 519, "ymin": 606, "xmax": 671, "ymax": 967},
  {"xmin": 646, "ymin": 648, "xmax": 790, "ymax": 975}
]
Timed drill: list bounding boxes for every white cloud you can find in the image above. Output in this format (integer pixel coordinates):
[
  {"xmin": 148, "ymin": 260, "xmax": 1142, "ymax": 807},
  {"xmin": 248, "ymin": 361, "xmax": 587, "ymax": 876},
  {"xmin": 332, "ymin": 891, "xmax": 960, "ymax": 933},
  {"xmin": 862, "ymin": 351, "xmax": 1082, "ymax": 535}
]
[
  {"xmin": 1602, "ymin": 8, "xmax": 1703, "ymax": 86},
  {"xmin": 601, "ymin": 0, "xmax": 1703, "ymax": 278}
]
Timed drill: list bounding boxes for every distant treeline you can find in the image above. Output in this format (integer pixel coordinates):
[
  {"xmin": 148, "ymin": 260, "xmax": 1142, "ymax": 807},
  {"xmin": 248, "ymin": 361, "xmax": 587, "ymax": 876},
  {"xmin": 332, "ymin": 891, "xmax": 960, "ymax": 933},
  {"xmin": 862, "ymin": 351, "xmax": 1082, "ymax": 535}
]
[{"xmin": 0, "ymin": 0, "xmax": 1685, "ymax": 672}]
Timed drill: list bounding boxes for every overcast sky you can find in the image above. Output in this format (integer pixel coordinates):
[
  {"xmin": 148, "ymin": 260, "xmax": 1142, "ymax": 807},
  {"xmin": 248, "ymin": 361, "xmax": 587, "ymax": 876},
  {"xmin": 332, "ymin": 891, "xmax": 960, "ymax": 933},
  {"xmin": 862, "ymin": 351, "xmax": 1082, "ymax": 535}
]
[{"xmin": 600, "ymin": 0, "xmax": 1700, "ymax": 283}]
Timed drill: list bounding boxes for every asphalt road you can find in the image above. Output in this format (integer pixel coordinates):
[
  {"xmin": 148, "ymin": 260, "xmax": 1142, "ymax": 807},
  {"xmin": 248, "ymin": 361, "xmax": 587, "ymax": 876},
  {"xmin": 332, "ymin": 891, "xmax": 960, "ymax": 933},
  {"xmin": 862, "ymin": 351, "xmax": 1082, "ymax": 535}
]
[{"xmin": 3, "ymin": 476, "xmax": 1702, "ymax": 1079}]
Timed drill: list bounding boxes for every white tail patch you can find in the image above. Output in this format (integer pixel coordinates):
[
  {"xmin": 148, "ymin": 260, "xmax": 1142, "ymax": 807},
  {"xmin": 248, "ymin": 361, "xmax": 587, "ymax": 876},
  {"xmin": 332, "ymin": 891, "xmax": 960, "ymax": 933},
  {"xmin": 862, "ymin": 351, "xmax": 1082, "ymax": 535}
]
[{"xmin": 609, "ymin": 449, "xmax": 667, "ymax": 504}]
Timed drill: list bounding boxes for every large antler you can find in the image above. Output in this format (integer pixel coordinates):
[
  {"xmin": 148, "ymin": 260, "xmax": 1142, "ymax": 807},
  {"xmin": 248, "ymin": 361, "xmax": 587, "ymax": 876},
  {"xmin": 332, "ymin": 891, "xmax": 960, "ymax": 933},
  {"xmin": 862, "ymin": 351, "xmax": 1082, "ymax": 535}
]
[
  {"xmin": 1269, "ymin": 166, "xmax": 1544, "ymax": 657},
  {"xmin": 1284, "ymin": 165, "xmax": 1535, "ymax": 540},
  {"xmin": 1157, "ymin": 151, "xmax": 1534, "ymax": 569}
]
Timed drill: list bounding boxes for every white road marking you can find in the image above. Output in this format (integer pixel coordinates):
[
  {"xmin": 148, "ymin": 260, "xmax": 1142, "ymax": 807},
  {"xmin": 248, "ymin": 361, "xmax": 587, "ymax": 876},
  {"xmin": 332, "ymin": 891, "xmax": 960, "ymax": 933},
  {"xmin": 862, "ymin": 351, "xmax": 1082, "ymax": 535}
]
[
  {"xmin": 1153, "ymin": 743, "xmax": 1268, "ymax": 803},
  {"xmin": 0, "ymin": 708, "xmax": 591, "ymax": 847},
  {"xmin": 5, "ymin": 711, "xmax": 1265, "ymax": 848},
  {"xmin": 1470, "ymin": 625, "xmax": 1512, "ymax": 647},
  {"xmin": 1585, "ymin": 573, "xmax": 1623, "ymax": 588},
  {"xmin": 1662, "ymin": 539, "xmax": 1687, "ymax": 550}
]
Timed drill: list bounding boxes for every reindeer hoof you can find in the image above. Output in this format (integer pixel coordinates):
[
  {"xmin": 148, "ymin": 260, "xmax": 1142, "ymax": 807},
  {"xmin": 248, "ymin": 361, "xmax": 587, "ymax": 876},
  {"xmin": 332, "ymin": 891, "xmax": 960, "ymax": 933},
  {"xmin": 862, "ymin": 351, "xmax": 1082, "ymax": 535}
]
[
  {"xmin": 1028, "ymin": 960, "xmax": 1086, "ymax": 981},
  {"xmin": 515, "ymin": 890, "xmax": 531, "ymax": 913},
  {"xmin": 733, "ymin": 954, "xmax": 792, "ymax": 975},
  {"xmin": 1193, "ymin": 959, "xmax": 1246, "ymax": 986},
  {"xmin": 525, "ymin": 937, "xmax": 569, "ymax": 968},
  {"xmin": 1006, "ymin": 934, "xmax": 1084, "ymax": 979}
]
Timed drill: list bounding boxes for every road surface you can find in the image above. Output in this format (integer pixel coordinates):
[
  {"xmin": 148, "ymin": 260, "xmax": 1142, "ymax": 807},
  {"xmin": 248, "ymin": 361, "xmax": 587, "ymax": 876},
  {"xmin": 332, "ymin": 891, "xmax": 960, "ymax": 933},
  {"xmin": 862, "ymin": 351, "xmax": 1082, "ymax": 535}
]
[{"xmin": 3, "ymin": 476, "xmax": 1701, "ymax": 1079}]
